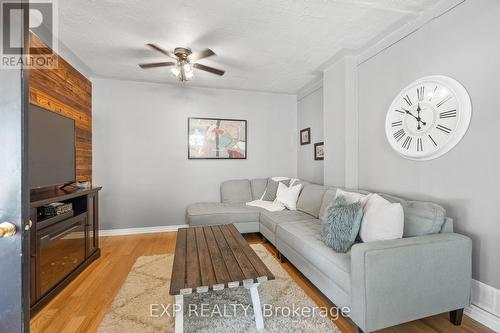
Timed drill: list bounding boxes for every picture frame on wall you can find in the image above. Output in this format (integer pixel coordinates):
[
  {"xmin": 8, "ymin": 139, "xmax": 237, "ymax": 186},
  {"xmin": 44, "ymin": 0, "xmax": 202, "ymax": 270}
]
[
  {"xmin": 188, "ymin": 117, "xmax": 247, "ymax": 159},
  {"xmin": 300, "ymin": 128, "xmax": 311, "ymax": 145},
  {"xmin": 314, "ymin": 142, "xmax": 324, "ymax": 160}
]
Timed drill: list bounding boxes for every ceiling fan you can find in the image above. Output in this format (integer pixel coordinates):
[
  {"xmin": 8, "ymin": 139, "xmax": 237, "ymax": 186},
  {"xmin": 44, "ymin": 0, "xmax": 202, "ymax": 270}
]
[{"xmin": 139, "ymin": 43, "xmax": 225, "ymax": 82}]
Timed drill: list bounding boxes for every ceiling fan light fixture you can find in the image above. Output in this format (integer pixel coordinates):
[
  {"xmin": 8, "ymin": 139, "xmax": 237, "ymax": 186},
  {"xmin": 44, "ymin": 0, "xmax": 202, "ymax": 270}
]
[
  {"xmin": 140, "ymin": 44, "xmax": 224, "ymax": 82},
  {"xmin": 170, "ymin": 60, "xmax": 194, "ymax": 81},
  {"xmin": 185, "ymin": 68, "xmax": 194, "ymax": 80},
  {"xmin": 170, "ymin": 62, "xmax": 180, "ymax": 77}
]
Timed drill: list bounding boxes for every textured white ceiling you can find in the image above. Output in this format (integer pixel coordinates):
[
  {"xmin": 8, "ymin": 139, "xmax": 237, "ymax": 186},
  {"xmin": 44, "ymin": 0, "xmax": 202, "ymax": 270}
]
[{"xmin": 59, "ymin": 0, "xmax": 440, "ymax": 93}]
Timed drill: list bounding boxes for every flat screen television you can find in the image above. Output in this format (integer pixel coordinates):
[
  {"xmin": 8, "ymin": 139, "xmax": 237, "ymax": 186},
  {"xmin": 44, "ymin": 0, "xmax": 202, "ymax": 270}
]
[{"xmin": 29, "ymin": 105, "xmax": 76, "ymax": 189}]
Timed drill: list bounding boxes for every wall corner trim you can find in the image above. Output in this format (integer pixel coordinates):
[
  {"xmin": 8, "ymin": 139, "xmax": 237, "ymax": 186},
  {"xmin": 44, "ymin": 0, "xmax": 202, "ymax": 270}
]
[
  {"xmin": 344, "ymin": 55, "xmax": 359, "ymax": 189},
  {"xmin": 100, "ymin": 225, "xmax": 189, "ymax": 236}
]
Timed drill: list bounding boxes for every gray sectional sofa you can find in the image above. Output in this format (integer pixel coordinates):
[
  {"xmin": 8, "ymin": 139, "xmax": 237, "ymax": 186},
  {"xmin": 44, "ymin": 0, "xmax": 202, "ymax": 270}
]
[{"xmin": 186, "ymin": 178, "xmax": 472, "ymax": 332}]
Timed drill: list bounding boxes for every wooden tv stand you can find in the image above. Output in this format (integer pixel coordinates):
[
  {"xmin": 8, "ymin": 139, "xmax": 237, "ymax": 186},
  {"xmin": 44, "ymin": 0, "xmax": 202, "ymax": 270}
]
[{"xmin": 29, "ymin": 186, "xmax": 102, "ymax": 314}]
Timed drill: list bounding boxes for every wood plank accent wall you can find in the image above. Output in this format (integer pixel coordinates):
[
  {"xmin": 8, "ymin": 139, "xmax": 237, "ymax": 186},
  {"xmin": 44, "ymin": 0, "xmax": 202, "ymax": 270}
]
[{"xmin": 28, "ymin": 32, "xmax": 92, "ymax": 182}]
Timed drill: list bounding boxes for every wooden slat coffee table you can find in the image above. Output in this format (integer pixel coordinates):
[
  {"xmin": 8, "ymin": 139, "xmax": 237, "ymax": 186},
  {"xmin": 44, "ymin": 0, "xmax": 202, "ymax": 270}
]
[{"xmin": 169, "ymin": 224, "xmax": 275, "ymax": 332}]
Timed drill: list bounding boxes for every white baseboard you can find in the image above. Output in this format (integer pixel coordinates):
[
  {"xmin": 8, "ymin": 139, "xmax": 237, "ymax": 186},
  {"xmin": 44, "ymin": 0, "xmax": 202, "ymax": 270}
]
[
  {"xmin": 99, "ymin": 224, "xmax": 188, "ymax": 236},
  {"xmin": 466, "ymin": 305, "xmax": 500, "ymax": 332},
  {"xmin": 466, "ymin": 279, "xmax": 500, "ymax": 332}
]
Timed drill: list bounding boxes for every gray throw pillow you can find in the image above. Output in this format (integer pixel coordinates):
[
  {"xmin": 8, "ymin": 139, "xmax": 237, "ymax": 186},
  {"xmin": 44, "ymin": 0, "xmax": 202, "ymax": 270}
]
[
  {"xmin": 322, "ymin": 195, "xmax": 364, "ymax": 253},
  {"xmin": 262, "ymin": 178, "xmax": 290, "ymax": 201}
]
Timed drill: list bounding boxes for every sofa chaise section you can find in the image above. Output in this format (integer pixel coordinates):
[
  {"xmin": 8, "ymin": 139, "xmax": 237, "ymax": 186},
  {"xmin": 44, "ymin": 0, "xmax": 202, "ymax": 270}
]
[
  {"xmin": 186, "ymin": 178, "xmax": 271, "ymax": 233},
  {"xmin": 187, "ymin": 202, "xmax": 262, "ymax": 233}
]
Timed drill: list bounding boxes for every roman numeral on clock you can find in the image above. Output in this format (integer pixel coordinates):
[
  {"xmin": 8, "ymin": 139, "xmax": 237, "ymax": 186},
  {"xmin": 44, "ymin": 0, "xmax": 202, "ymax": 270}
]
[
  {"xmin": 403, "ymin": 94, "xmax": 413, "ymax": 106},
  {"xmin": 394, "ymin": 129, "xmax": 406, "ymax": 142},
  {"xmin": 436, "ymin": 124, "xmax": 452, "ymax": 134},
  {"xmin": 428, "ymin": 134, "xmax": 438, "ymax": 147},
  {"xmin": 392, "ymin": 121, "xmax": 403, "ymax": 127},
  {"xmin": 402, "ymin": 136, "xmax": 413, "ymax": 150},
  {"xmin": 440, "ymin": 110, "xmax": 457, "ymax": 119},
  {"xmin": 417, "ymin": 138, "xmax": 424, "ymax": 152},
  {"xmin": 436, "ymin": 94, "xmax": 452, "ymax": 108},
  {"xmin": 417, "ymin": 86, "xmax": 425, "ymax": 101},
  {"xmin": 395, "ymin": 109, "xmax": 405, "ymax": 114}
]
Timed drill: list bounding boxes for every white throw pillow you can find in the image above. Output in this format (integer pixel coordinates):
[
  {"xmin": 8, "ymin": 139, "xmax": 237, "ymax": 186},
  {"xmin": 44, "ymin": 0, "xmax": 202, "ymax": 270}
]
[
  {"xmin": 336, "ymin": 189, "xmax": 371, "ymax": 206},
  {"xmin": 271, "ymin": 176, "xmax": 290, "ymax": 181},
  {"xmin": 360, "ymin": 194, "xmax": 404, "ymax": 242},
  {"xmin": 259, "ymin": 176, "xmax": 291, "ymax": 200},
  {"xmin": 246, "ymin": 200, "xmax": 285, "ymax": 212},
  {"xmin": 275, "ymin": 182, "xmax": 303, "ymax": 210}
]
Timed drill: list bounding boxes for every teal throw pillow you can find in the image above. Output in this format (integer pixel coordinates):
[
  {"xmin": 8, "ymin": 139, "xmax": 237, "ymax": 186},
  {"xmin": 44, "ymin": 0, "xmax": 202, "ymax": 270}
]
[{"xmin": 322, "ymin": 195, "xmax": 364, "ymax": 253}]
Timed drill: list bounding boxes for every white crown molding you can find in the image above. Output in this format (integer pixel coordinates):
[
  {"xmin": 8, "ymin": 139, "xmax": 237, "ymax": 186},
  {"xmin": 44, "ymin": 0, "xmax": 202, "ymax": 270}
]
[
  {"xmin": 297, "ymin": 78, "xmax": 323, "ymax": 101},
  {"xmin": 465, "ymin": 279, "xmax": 500, "ymax": 332},
  {"xmin": 100, "ymin": 224, "xmax": 188, "ymax": 236},
  {"xmin": 321, "ymin": 49, "xmax": 357, "ymax": 74},
  {"xmin": 297, "ymin": 0, "xmax": 465, "ymax": 93},
  {"xmin": 356, "ymin": 0, "xmax": 465, "ymax": 65}
]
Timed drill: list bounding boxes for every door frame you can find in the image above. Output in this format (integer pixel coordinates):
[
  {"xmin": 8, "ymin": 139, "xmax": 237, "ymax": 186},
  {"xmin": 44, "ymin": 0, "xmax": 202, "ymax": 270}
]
[{"xmin": 21, "ymin": 0, "xmax": 31, "ymax": 330}]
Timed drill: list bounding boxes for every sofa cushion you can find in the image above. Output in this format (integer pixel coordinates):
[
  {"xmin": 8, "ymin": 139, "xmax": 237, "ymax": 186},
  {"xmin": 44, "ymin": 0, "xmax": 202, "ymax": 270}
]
[
  {"xmin": 260, "ymin": 210, "xmax": 314, "ymax": 233},
  {"xmin": 297, "ymin": 184, "xmax": 328, "ymax": 218},
  {"xmin": 251, "ymin": 178, "xmax": 268, "ymax": 200},
  {"xmin": 221, "ymin": 179, "xmax": 252, "ymax": 204},
  {"xmin": 291, "ymin": 179, "xmax": 310, "ymax": 187},
  {"xmin": 379, "ymin": 193, "xmax": 446, "ymax": 237},
  {"xmin": 276, "ymin": 220, "xmax": 351, "ymax": 293},
  {"xmin": 319, "ymin": 188, "xmax": 338, "ymax": 223},
  {"xmin": 187, "ymin": 202, "xmax": 261, "ymax": 226},
  {"xmin": 262, "ymin": 178, "xmax": 290, "ymax": 201}
]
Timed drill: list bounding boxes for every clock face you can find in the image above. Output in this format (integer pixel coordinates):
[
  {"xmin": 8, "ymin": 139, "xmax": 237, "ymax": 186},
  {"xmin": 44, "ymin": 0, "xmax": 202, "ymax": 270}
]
[{"xmin": 385, "ymin": 75, "xmax": 471, "ymax": 160}]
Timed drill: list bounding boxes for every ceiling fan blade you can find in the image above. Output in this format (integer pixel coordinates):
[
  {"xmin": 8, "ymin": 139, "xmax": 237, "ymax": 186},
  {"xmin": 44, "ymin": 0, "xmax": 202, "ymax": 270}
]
[
  {"xmin": 189, "ymin": 48, "xmax": 215, "ymax": 61},
  {"xmin": 139, "ymin": 61, "xmax": 176, "ymax": 69},
  {"xmin": 146, "ymin": 43, "xmax": 177, "ymax": 59},
  {"xmin": 193, "ymin": 63, "xmax": 225, "ymax": 76}
]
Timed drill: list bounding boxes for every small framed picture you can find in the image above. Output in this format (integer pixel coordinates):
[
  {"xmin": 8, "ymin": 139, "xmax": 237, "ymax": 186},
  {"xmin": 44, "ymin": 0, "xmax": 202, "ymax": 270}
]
[
  {"xmin": 314, "ymin": 142, "xmax": 324, "ymax": 160},
  {"xmin": 300, "ymin": 128, "xmax": 311, "ymax": 145}
]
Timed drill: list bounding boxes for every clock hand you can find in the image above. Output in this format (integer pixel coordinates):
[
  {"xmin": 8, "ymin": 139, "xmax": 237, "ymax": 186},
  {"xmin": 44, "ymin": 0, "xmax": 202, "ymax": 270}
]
[
  {"xmin": 416, "ymin": 103, "xmax": 423, "ymax": 130},
  {"xmin": 416, "ymin": 104, "xmax": 427, "ymax": 126},
  {"xmin": 403, "ymin": 106, "xmax": 427, "ymax": 130},
  {"xmin": 402, "ymin": 107, "xmax": 419, "ymax": 120}
]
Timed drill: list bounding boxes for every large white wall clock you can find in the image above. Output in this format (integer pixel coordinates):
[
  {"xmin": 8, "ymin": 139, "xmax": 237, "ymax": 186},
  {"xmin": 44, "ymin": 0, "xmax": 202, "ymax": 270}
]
[{"xmin": 385, "ymin": 75, "xmax": 471, "ymax": 160}]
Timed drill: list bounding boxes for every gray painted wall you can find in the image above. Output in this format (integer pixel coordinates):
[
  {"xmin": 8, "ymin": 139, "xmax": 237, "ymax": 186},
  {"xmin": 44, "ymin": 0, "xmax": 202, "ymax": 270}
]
[
  {"xmin": 297, "ymin": 87, "xmax": 324, "ymax": 184},
  {"xmin": 93, "ymin": 78, "xmax": 297, "ymax": 230},
  {"xmin": 357, "ymin": 0, "xmax": 500, "ymax": 289},
  {"xmin": 323, "ymin": 59, "xmax": 346, "ymax": 187}
]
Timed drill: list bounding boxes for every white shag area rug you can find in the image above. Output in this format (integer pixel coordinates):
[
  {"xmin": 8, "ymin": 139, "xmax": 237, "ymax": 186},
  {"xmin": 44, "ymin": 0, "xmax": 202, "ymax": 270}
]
[{"xmin": 98, "ymin": 244, "xmax": 341, "ymax": 333}]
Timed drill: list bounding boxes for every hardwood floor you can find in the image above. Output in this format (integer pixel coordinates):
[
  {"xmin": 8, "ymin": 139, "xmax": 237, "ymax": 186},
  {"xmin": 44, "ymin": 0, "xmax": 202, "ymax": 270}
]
[{"xmin": 30, "ymin": 232, "xmax": 493, "ymax": 333}]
